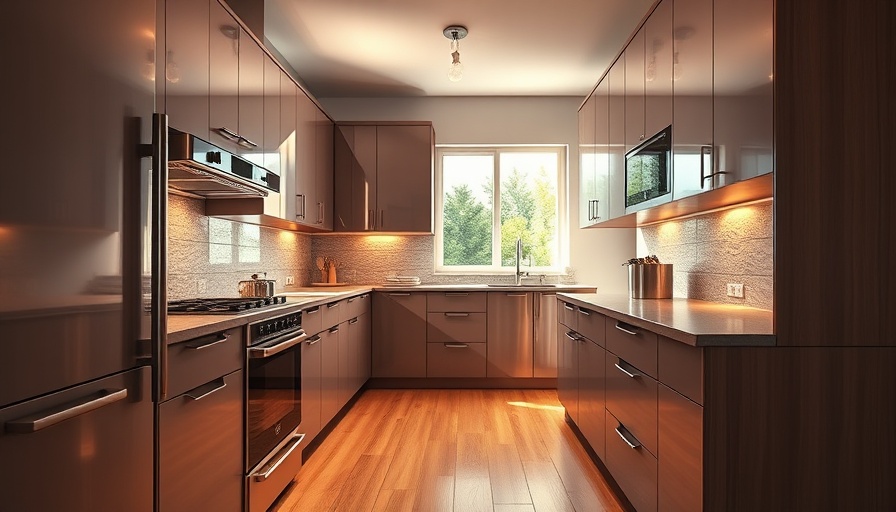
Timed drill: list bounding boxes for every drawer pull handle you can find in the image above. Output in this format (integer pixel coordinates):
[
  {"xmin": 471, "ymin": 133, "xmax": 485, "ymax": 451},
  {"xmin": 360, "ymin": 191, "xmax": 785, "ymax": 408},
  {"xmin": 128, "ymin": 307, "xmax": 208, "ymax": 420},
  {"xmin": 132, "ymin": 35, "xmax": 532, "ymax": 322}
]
[
  {"xmin": 305, "ymin": 335, "xmax": 321, "ymax": 345},
  {"xmin": 389, "ymin": 293, "xmax": 411, "ymax": 296},
  {"xmin": 5, "ymin": 388, "xmax": 128, "ymax": 434},
  {"xmin": 564, "ymin": 331, "xmax": 579, "ymax": 341},
  {"xmin": 578, "ymin": 309, "xmax": 591, "ymax": 316},
  {"xmin": 614, "ymin": 361, "xmax": 641, "ymax": 378},
  {"xmin": 615, "ymin": 322, "xmax": 639, "ymax": 336},
  {"xmin": 185, "ymin": 378, "xmax": 227, "ymax": 401},
  {"xmin": 615, "ymin": 425, "xmax": 641, "ymax": 449},
  {"xmin": 185, "ymin": 332, "xmax": 230, "ymax": 350},
  {"xmin": 506, "ymin": 293, "xmax": 527, "ymax": 297},
  {"xmin": 444, "ymin": 292, "xmax": 469, "ymax": 297},
  {"xmin": 305, "ymin": 306, "xmax": 320, "ymax": 314},
  {"xmin": 251, "ymin": 433, "xmax": 305, "ymax": 482},
  {"xmin": 329, "ymin": 326, "xmax": 339, "ymax": 334},
  {"xmin": 444, "ymin": 343, "xmax": 469, "ymax": 349},
  {"xmin": 349, "ymin": 318, "xmax": 359, "ymax": 324},
  {"xmin": 327, "ymin": 302, "xmax": 340, "ymax": 308},
  {"xmin": 444, "ymin": 312, "xmax": 470, "ymax": 317},
  {"xmin": 563, "ymin": 303, "xmax": 575, "ymax": 311}
]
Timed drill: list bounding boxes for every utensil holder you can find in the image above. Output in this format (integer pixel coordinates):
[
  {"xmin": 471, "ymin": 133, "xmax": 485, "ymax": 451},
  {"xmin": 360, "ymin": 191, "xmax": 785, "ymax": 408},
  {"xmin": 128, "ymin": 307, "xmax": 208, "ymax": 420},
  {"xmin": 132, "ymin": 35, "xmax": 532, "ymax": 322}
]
[{"xmin": 628, "ymin": 264, "xmax": 673, "ymax": 299}]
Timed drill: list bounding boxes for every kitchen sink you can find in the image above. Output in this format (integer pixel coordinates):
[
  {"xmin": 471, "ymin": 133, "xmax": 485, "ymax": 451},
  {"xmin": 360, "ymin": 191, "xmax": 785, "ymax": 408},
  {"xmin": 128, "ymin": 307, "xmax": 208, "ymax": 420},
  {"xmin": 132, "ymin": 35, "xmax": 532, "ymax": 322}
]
[{"xmin": 486, "ymin": 283, "xmax": 559, "ymax": 287}]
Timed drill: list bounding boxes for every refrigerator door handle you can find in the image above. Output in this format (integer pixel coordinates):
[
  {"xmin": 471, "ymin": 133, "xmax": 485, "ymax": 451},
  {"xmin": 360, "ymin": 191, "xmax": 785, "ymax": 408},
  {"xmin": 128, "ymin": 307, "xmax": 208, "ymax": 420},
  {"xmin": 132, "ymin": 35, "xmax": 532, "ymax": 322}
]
[{"xmin": 5, "ymin": 389, "xmax": 128, "ymax": 434}]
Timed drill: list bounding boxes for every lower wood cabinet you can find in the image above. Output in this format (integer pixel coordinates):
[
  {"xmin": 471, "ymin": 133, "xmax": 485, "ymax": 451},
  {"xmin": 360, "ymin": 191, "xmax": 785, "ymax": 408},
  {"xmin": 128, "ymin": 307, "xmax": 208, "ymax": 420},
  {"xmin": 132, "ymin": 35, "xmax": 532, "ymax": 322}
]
[
  {"xmin": 426, "ymin": 341, "xmax": 487, "ymax": 377},
  {"xmin": 557, "ymin": 322, "xmax": 580, "ymax": 423},
  {"xmin": 372, "ymin": 292, "xmax": 427, "ymax": 377},
  {"xmin": 577, "ymin": 337, "xmax": 607, "ymax": 459},
  {"xmin": 658, "ymin": 384, "xmax": 703, "ymax": 512},
  {"xmin": 299, "ymin": 331, "xmax": 322, "ymax": 443},
  {"xmin": 606, "ymin": 410, "xmax": 658, "ymax": 512}
]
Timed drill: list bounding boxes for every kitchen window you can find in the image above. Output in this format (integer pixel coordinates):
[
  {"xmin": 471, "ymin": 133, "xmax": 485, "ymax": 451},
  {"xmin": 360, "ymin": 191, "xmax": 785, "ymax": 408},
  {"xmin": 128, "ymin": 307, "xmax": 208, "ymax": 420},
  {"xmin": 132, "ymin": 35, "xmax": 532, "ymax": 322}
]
[{"xmin": 434, "ymin": 146, "xmax": 567, "ymax": 273}]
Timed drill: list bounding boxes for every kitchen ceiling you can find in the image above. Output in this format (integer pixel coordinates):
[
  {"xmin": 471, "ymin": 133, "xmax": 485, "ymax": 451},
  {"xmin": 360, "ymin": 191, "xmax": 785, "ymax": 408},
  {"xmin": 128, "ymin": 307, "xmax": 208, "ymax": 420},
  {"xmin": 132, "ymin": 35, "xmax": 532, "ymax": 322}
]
[{"xmin": 264, "ymin": 0, "xmax": 656, "ymax": 98}]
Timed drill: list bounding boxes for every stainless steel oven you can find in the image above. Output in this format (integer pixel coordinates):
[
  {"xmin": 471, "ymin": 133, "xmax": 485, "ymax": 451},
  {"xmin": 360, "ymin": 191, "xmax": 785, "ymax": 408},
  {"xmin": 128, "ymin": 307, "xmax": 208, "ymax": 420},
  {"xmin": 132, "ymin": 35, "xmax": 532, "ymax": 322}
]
[{"xmin": 245, "ymin": 310, "xmax": 307, "ymax": 512}]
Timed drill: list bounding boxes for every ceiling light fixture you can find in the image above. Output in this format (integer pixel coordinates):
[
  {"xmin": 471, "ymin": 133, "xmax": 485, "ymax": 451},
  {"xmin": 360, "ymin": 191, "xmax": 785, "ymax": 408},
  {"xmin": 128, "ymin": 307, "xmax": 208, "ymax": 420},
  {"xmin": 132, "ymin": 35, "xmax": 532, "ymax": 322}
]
[{"xmin": 443, "ymin": 25, "xmax": 468, "ymax": 82}]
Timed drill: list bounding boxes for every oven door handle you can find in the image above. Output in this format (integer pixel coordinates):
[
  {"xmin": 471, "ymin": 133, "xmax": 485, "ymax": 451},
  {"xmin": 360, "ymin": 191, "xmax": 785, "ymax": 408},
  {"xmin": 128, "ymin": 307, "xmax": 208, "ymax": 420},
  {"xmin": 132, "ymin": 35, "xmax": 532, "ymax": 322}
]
[
  {"xmin": 251, "ymin": 433, "xmax": 305, "ymax": 482},
  {"xmin": 248, "ymin": 330, "xmax": 307, "ymax": 359}
]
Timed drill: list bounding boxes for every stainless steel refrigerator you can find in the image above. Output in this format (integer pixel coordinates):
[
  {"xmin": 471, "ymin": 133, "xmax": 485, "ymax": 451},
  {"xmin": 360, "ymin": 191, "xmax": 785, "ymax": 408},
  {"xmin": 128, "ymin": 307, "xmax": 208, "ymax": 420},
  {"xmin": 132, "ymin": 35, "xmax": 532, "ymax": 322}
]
[{"xmin": 0, "ymin": 1, "xmax": 165, "ymax": 510}]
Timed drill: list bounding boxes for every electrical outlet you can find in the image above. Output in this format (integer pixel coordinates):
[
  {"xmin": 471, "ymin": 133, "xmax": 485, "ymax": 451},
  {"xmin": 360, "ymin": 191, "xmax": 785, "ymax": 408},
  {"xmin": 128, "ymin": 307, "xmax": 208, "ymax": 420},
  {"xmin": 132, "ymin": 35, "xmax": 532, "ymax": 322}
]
[
  {"xmin": 726, "ymin": 283, "xmax": 744, "ymax": 298},
  {"xmin": 197, "ymin": 279, "xmax": 207, "ymax": 294},
  {"xmin": 285, "ymin": 275, "xmax": 295, "ymax": 285}
]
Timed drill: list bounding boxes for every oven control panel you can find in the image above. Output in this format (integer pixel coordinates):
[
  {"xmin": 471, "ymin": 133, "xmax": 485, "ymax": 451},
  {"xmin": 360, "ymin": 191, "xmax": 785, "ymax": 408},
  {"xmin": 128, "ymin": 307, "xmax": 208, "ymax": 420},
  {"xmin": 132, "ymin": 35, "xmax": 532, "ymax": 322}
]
[{"xmin": 250, "ymin": 312, "xmax": 302, "ymax": 345}]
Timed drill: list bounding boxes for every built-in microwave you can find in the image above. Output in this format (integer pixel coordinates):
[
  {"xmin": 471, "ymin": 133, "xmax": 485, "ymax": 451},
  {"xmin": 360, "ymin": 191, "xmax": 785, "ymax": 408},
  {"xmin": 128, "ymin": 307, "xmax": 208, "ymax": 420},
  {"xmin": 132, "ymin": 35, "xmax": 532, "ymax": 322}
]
[{"xmin": 625, "ymin": 125, "xmax": 672, "ymax": 212}]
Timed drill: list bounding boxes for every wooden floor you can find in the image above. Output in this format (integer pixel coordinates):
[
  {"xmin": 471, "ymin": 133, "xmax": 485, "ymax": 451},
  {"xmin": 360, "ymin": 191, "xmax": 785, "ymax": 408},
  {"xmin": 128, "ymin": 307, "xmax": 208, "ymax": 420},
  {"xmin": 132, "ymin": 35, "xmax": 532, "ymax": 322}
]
[{"xmin": 272, "ymin": 389, "xmax": 625, "ymax": 512}]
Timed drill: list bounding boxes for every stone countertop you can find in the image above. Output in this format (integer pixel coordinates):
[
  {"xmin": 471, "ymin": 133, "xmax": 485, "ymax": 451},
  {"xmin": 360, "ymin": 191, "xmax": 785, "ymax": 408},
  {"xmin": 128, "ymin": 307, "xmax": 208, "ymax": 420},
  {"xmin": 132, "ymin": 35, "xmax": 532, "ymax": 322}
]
[
  {"xmin": 167, "ymin": 284, "xmax": 597, "ymax": 344},
  {"xmin": 558, "ymin": 293, "xmax": 775, "ymax": 347},
  {"xmin": 167, "ymin": 286, "xmax": 373, "ymax": 344}
]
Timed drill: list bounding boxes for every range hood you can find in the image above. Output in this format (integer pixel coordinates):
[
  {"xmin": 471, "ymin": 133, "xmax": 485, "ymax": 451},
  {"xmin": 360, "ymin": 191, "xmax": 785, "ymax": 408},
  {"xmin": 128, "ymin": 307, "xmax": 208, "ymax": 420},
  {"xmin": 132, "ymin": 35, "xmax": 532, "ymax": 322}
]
[{"xmin": 167, "ymin": 129, "xmax": 279, "ymax": 198}]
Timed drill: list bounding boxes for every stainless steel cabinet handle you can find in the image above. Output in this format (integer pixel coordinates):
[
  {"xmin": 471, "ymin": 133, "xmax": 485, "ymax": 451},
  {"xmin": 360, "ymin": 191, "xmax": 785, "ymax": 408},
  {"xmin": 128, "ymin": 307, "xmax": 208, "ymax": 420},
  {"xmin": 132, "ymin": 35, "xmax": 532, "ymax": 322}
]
[
  {"xmin": 5, "ymin": 389, "xmax": 128, "ymax": 433},
  {"xmin": 563, "ymin": 303, "xmax": 575, "ymax": 311},
  {"xmin": 305, "ymin": 335, "xmax": 321, "ymax": 345},
  {"xmin": 615, "ymin": 425, "xmax": 641, "ymax": 449},
  {"xmin": 368, "ymin": 209, "xmax": 375, "ymax": 230},
  {"xmin": 327, "ymin": 301, "xmax": 341, "ymax": 308},
  {"xmin": 578, "ymin": 308, "xmax": 591, "ymax": 316},
  {"xmin": 295, "ymin": 194, "xmax": 306, "ymax": 219},
  {"xmin": 305, "ymin": 306, "xmax": 320, "ymax": 314},
  {"xmin": 251, "ymin": 433, "xmax": 305, "ymax": 482},
  {"xmin": 237, "ymin": 135, "xmax": 257, "ymax": 148},
  {"xmin": 248, "ymin": 331, "xmax": 307, "ymax": 359},
  {"xmin": 444, "ymin": 343, "xmax": 469, "ymax": 348},
  {"xmin": 564, "ymin": 331, "xmax": 579, "ymax": 341},
  {"xmin": 349, "ymin": 318, "xmax": 359, "ymax": 324},
  {"xmin": 615, "ymin": 322, "xmax": 639, "ymax": 336},
  {"xmin": 328, "ymin": 326, "xmax": 339, "ymax": 334},
  {"xmin": 614, "ymin": 361, "xmax": 641, "ymax": 378},
  {"xmin": 184, "ymin": 378, "xmax": 226, "ymax": 401},
  {"xmin": 347, "ymin": 297, "xmax": 356, "ymax": 303},
  {"xmin": 444, "ymin": 292, "xmax": 469, "ymax": 297},
  {"xmin": 215, "ymin": 126, "xmax": 240, "ymax": 141},
  {"xmin": 444, "ymin": 312, "xmax": 470, "ymax": 317},
  {"xmin": 184, "ymin": 332, "xmax": 229, "ymax": 350},
  {"xmin": 506, "ymin": 293, "xmax": 527, "ymax": 297},
  {"xmin": 318, "ymin": 202, "xmax": 324, "ymax": 224},
  {"xmin": 389, "ymin": 292, "xmax": 411, "ymax": 296}
]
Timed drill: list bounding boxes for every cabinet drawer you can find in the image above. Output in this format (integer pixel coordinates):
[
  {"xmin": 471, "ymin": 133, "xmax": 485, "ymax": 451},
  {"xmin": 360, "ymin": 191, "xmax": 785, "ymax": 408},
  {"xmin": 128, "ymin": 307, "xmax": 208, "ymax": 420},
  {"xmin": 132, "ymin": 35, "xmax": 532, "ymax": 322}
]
[
  {"xmin": 302, "ymin": 304, "xmax": 323, "ymax": 335},
  {"xmin": 427, "ymin": 312, "xmax": 487, "ymax": 343},
  {"xmin": 168, "ymin": 326, "xmax": 243, "ymax": 398},
  {"xmin": 606, "ymin": 318, "xmax": 658, "ymax": 378},
  {"xmin": 345, "ymin": 293, "xmax": 370, "ymax": 320},
  {"xmin": 658, "ymin": 384, "xmax": 703, "ymax": 512},
  {"xmin": 159, "ymin": 369, "xmax": 243, "ymax": 512},
  {"xmin": 606, "ymin": 411, "xmax": 658, "ymax": 512},
  {"xmin": 426, "ymin": 342, "xmax": 487, "ymax": 378},
  {"xmin": 323, "ymin": 299, "xmax": 343, "ymax": 327},
  {"xmin": 658, "ymin": 335, "xmax": 703, "ymax": 405},
  {"xmin": 576, "ymin": 307, "xmax": 606, "ymax": 346},
  {"xmin": 605, "ymin": 353, "xmax": 658, "ymax": 456},
  {"xmin": 559, "ymin": 300, "xmax": 578, "ymax": 330},
  {"xmin": 427, "ymin": 292, "xmax": 487, "ymax": 312}
]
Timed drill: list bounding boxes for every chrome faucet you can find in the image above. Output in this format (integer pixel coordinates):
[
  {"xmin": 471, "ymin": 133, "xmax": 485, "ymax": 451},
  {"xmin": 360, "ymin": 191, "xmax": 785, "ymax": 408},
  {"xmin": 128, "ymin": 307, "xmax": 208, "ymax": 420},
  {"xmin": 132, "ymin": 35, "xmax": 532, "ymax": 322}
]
[{"xmin": 515, "ymin": 237, "xmax": 528, "ymax": 285}]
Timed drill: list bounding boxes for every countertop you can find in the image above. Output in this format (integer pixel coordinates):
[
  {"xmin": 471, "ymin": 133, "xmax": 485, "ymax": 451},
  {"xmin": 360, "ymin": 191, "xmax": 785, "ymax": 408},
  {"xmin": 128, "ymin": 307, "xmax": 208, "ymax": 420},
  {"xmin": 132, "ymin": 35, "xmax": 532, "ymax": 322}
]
[
  {"xmin": 166, "ymin": 284, "xmax": 596, "ymax": 343},
  {"xmin": 558, "ymin": 293, "xmax": 775, "ymax": 347}
]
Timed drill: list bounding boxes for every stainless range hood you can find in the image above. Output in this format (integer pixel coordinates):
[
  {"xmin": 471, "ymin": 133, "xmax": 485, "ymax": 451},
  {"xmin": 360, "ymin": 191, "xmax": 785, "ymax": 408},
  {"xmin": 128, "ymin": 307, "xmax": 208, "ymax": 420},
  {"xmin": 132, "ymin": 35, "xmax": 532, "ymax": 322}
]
[{"xmin": 167, "ymin": 129, "xmax": 279, "ymax": 198}]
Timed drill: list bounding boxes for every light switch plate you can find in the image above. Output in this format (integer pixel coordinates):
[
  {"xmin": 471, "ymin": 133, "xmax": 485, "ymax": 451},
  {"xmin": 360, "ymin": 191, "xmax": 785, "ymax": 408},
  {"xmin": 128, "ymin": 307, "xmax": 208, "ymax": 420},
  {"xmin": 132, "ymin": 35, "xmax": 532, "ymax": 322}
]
[{"xmin": 285, "ymin": 276, "xmax": 295, "ymax": 285}]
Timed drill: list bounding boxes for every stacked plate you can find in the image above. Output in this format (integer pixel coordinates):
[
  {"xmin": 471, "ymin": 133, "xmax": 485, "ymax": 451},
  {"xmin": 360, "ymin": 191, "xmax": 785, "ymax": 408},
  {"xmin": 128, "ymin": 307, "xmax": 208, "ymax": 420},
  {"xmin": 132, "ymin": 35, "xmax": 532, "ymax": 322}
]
[{"xmin": 383, "ymin": 276, "xmax": 421, "ymax": 287}]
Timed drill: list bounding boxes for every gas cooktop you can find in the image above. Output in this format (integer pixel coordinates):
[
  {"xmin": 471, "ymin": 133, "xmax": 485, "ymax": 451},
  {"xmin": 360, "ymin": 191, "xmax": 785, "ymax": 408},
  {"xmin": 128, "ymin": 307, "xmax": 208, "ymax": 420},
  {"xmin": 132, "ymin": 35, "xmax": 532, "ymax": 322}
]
[{"xmin": 167, "ymin": 296, "xmax": 287, "ymax": 314}]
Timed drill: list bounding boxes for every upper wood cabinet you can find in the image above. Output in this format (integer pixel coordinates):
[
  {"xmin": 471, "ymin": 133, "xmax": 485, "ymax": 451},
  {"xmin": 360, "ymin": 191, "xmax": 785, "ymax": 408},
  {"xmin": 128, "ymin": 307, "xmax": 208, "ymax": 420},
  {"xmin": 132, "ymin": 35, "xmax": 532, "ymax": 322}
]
[
  {"xmin": 671, "ymin": 0, "xmax": 714, "ymax": 200},
  {"xmin": 579, "ymin": 0, "xmax": 773, "ymax": 226},
  {"xmin": 713, "ymin": 0, "xmax": 774, "ymax": 185},
  {"xmin": 643, "ymin": 0, "xmax": 672, "ymax": 140},
  {"xmin": 607, "ymin": 58, "xmax": 627, "ymax": 220},
  {"xmin": 579, "ymin": 93, "xmax": 598, "ymax": 227},
  {"xmin": 165, "ymin": 0, "xmax": 209, "ymax": 138},
  {"xmin": 315, "ymin": 109, "xmax": 334, "ymax": 230},
  {"xmin": 334, "ymin": 123, "xmax": 434, "ymax": 233},
  {"xmin": 208, "ymin": 0, "xmax": 240, "ymax": 149}
]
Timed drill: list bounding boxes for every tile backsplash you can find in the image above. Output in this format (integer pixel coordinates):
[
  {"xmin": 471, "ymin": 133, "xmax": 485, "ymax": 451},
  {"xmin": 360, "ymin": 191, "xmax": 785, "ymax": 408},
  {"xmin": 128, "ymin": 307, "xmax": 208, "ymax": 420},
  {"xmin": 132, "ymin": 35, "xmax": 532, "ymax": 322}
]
[
  {"xmin": 167, "ymin": 194, "xmax": 312, "ymax": 299},
  {"xmin": 637, "ymin": 200, "xmax": 773, "ymax": 310},
  {"xmin": 311, "ymin": 235, "xmax": 575, "ymax": 286}
]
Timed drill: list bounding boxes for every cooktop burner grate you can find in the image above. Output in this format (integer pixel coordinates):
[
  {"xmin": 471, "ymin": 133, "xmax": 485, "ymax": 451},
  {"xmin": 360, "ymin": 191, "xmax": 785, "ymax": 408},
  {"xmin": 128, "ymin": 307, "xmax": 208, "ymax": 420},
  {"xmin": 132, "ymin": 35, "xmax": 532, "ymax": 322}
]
[{"xmin": 167, "ymin": 296, "xmax": 286, "ymax": 314}]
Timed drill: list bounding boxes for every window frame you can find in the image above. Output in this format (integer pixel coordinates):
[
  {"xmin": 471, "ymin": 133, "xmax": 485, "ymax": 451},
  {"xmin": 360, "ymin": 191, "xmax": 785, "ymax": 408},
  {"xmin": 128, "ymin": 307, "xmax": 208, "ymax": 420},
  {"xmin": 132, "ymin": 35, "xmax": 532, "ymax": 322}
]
[{"xmin": 434, "ymin": 144, "xmax": 569, "ymax": 275}]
